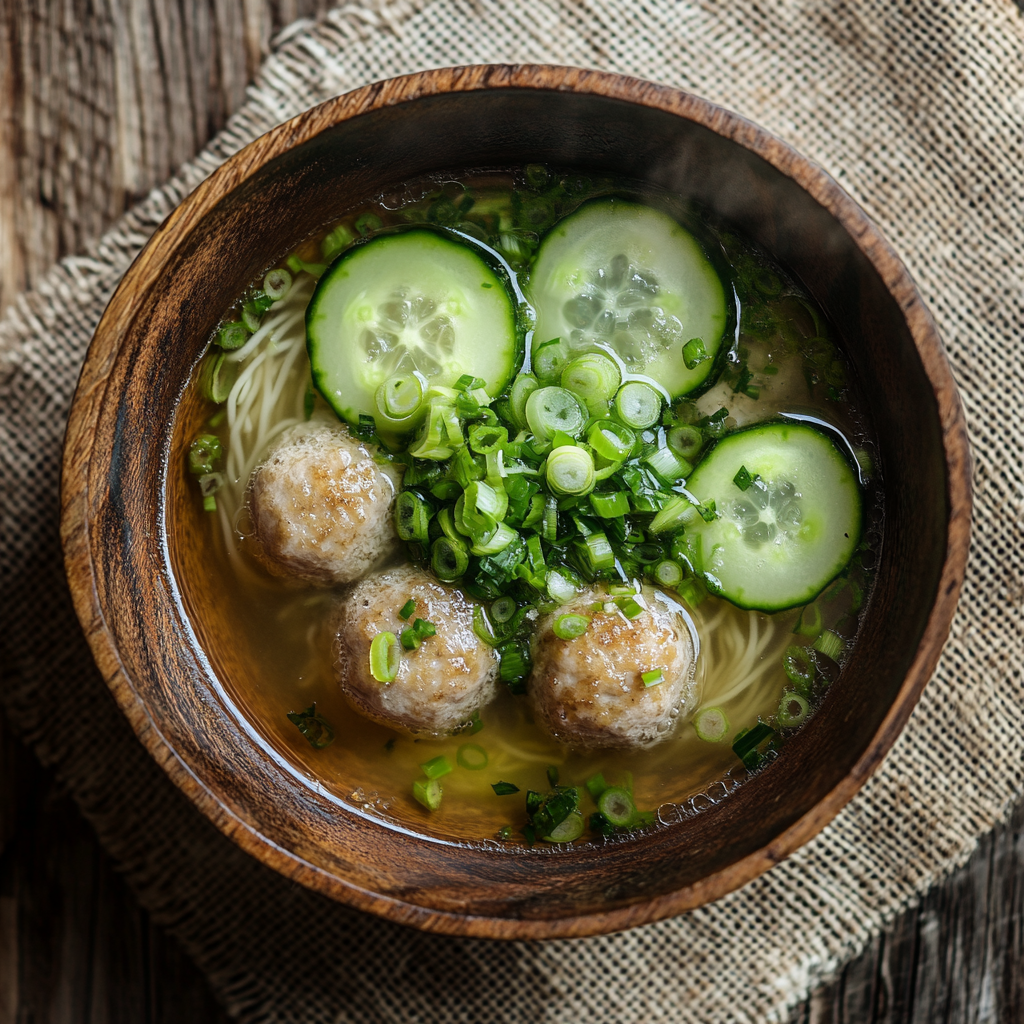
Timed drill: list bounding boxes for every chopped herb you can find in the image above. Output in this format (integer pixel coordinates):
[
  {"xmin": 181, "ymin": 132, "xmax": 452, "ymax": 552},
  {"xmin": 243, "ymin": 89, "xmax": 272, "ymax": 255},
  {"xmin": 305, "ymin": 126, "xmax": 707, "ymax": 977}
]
[
  {"xmin": 497, "ymin": 825, "xmax": 514, "ymax": 839},
  {"xmin": 398, "ymin": 599, "xmax": 417, "ymax": 620},
  {"xmin": 682, "ymin": 337, "xmax": 709, "ymax": 369},
  {"xmin": 286, "ymin": 704, "xmax": 335, "ymax": 749},
  {"xmin": 413, "ymin": 618, "xmax": 436, "ymax": 639},
  {"xmin": 641, "ymin": 668, "xmax": 664, "ymax": 687},
  {"xmin": 420, "ymin": 755, "xmax": 453, "ymax": 780},
  {"xmin": 732, "ymin": 722, "xmax": 775, "ymax": 770},
  {"xmin": 413, "ymin": 777, "xmax": 442, "ymax": 811},
  {"xmin": 733, "ymin": 465, "xmax": 753, "ymax": 491},
  {"xmin": 492, "ymin": 781, "xmax": 520, "ymax": 796}
]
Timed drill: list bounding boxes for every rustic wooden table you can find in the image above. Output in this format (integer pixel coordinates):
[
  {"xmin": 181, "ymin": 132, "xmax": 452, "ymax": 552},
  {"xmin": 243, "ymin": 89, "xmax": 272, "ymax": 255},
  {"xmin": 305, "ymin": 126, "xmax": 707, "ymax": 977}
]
[{"xmin": 2, "ymin": 3, "xmax": 1022, "ymax": 1020}]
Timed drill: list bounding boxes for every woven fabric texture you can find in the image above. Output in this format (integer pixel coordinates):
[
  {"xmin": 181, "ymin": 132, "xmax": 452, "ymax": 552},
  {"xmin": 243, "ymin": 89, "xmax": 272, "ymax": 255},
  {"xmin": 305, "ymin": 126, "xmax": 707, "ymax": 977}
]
[{"xmin": 2, "ymin": 1, "xmax": 1023, "ymax": 1021}]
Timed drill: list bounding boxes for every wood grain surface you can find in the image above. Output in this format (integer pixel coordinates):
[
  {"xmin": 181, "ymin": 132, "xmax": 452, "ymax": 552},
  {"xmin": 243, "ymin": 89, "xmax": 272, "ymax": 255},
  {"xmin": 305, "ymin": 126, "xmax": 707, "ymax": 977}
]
[{"xmin": 1, "ymin": 0, "xmax": 1019, "ymax": 1018}]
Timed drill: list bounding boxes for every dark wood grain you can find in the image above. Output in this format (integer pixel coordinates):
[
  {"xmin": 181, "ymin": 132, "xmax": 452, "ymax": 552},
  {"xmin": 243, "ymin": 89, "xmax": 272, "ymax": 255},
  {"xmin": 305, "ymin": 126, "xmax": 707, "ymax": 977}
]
[
  {"xmin": 58, "ymin": 64, "xmax": 971, "ymax": 939},
  {"xmin": 0, "ymin": 710, "xmax": 229, "ymax": 1024},
  {"xmin": 0, "ymin": 0, "xmax": 331, "ymax": 317},
  {"xmin": 789, "ymin": 798, "xmax": 1024, "ymax": 1024}
]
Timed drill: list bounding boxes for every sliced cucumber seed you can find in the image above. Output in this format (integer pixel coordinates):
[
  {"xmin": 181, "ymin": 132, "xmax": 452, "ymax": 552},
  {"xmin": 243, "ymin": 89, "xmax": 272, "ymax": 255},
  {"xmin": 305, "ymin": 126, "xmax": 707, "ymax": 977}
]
[
  {"xmin": 727, "ymin": 477, "xmax": 804, "ymax": 549},
  {"xmin": 559, "ymin": 254, "xmax": 681, "ymax": 369}
]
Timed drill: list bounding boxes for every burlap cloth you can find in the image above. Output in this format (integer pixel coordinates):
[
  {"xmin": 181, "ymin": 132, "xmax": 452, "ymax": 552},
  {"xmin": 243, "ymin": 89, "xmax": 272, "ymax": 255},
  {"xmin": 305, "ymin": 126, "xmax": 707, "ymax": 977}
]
[{"xmin": 2, "ymin": 1, "xmax": 1023, "ymax": 1020}]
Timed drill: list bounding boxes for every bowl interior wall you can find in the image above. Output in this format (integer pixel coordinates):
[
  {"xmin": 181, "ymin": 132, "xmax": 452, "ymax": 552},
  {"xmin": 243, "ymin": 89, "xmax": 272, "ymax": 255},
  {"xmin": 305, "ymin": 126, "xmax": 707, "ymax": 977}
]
[{"xmin": 93, "ymin": 88, "xmax": 948, "ymax": 920}]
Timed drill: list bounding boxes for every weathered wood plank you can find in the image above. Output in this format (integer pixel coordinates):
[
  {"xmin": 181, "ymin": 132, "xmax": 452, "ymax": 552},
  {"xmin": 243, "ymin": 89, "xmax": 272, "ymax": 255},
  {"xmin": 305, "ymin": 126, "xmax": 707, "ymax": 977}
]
[
  {"xmin": 0, "ymin": 0, "xmax": 330, "ymax": 315},
  {"xmin": 792, "ymin": 798, "xmax": 1024, "ymax": 1023},
  {"xmin": 0, "ymin": 712, "xmax": 229, "ymax": 1024}
]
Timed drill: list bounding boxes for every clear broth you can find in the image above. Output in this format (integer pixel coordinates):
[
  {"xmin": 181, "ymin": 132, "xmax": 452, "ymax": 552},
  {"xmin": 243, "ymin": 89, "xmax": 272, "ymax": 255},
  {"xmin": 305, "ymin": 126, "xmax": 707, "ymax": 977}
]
[{"xmin": 186, "ymin": 167, "xmax": 879, "ymax": 846}]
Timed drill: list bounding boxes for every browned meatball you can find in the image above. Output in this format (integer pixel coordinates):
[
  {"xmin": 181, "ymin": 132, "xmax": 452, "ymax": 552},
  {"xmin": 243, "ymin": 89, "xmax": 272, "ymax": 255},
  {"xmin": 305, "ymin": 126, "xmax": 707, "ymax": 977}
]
[
  {"xmin": 529, "ymin": 584, "xmax": 697, "ymax": 749},
  {"xmin": 248, "ymin": 422, "xmax": 398, "ymax": 586},
  {"xmin": 333, "ymin": 565, "xmax": 500, "ymax": 736}
]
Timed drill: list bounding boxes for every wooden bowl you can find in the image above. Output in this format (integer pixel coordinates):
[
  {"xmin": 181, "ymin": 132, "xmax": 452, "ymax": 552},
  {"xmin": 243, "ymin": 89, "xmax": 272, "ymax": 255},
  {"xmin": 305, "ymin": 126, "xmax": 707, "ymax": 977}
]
[{"xmin": 60, "ymin": 65, "xmax": 971, "ymax": 939}]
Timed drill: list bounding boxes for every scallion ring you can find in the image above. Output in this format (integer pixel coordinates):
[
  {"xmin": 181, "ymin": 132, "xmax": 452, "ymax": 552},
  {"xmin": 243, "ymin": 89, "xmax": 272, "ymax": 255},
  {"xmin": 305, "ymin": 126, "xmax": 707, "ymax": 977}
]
[
  {"xmin": 560, "ymin": 352, "xmax": 621, "ymax": 414},
  {"xmin": 525, "ymin": 386, "xmax": 586, "ymax": 440},
  {"xmin": 693, "ymin": 706, "xmax": 730, "ymax": 742},
  {"xmin": 613, "ymin": 381, "xmax": 662, "ymax": 429},
  {"xmin": 431, "ymin": 537, "xmax": 469, "ymax": 581},
  {"xmin": 456, "ymin": 743, "xmax": 489, "ymax": 771},
  {"xmin": 369, "ymin": 631, "xmax": 401, "ymax": 684},
  {"xmin": 777, "ymin": 692, "xmax": 810, "ymax": 728},
  {"xmin": 553, "ymin": 613, "xmax": 590, "ymax": 640},
  {"xmin": 376, "ymin": 373, "xmax": 424, "ymax": 422},
  {"xmin": 263, "ymin": 267, "xmax": 293, "ymax": 301},
  {"xmin": 597, "ymin": 787, "xmax": 636, "ymax": 827},
  {"xmin": 545, "ymin": 445, "xmax": 595, "ymax": 496}
]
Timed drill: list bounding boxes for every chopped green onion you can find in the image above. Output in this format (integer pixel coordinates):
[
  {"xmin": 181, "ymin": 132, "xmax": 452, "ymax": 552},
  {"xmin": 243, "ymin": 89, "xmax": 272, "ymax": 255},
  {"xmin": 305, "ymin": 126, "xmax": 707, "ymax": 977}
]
[
  {"xmin": 492, "ymin": 781, "xmax": 520, "ymax": 796},
  {"xmin": 585, "ymin": 773, "xmax": 607, "ymax": 801},
  {"xmin": 431, "ymin": 537, "xmax": 469, "ymax": 581},
  {"xmin": 471, "ymin": 522, "xmax": 517, "ymax": 556},
  {"xmin": 649, "ymin": 495, "xmax": 701, "ymax": 534},
  {"xmin": 400, "ymin": 628, "xmax": 421, "ymax": 651},
  {"xmin": 733, "ymin": 465, "xmax": 753, "ymax": 491},
  {"xmin": 285, "ymin": 254, "xmax": 327, "ymax": 277},
  {"xmin": 369, "ymin": 631, "xmax": 401, "ymax": 683},
  {"xmin": 376, "ymin": 373, "xmax": 424, "ymax": 422},
  {"xmin": 497, "ymin": 642, "xmax": 530, "ymax": 693},
  {"xmin": 216, "ymin": 321, "xmax": 249, "ymax": 350},
  {"xmin": 613, "ymin": 381, "xmax": 662, "ymax": 429},
  {"xmin": 783, "ymin": 645, "xmax": 816, "ymax": 694},
  {"xmin": 545, "ymin": 569, "xmax": 578, "ymax": 605},
  {"xmin": 202, "ymin": 494, "xmax": 217, "ymax": 512},
  {"xmin": 201, "ymin": 351, "xmax": 239, "ymax": 404},
  {"xmin": 420, "ymin": 754, "xmax": 453, "ymax": 779},
  {"xmin": 354, "ymin": 211, "xmax": 383, "ymax": 236},
  {"xmin": 666, "ymin": 424, "xmax": 704, "ymax": 462},
  {"xmin": 682, "ymin": 336, "xmax": 710, "ymax": 369},
  {"xmin": 526, "ymin": 386, "xmax": 586, "ymax": 440},
  {"xmin": 644, "ymin": 446, "xmax": 693, "ymax": 484},
  {"xmin": 320, "ymin": 224, "xmax": 354, "ymax": 260},
  {"xmin": 399, "ymin": 599, "xmax": 417, "ymax": 620},
  {"xmin": 578, "ymin": 531, "xmax": 615, "ymax": 574},
  {"xmin": 777, "ymin": 692, "xmax": 810, "ymax": 728},
  {"xmin": 616, "ymin": 596, "xmax": 644, "ymax": 620},
  {"xmin": 590, "ymin": 490, "xmax": 630, "ymax": 518},
  {"xmin": 395, "ymin": 491, "xmax": 431, "ymax": 543},
  {"xmin": 469, "ymin": 423, "xmax": 508, "ymax": 454},
  {"xmin": 411, "ymin": 618, "xmax": 435, "ymax": 639},
  {"xmin": 652, "ymin": 559, "xmax": 684, "ymax": 588},
  {"xmin": 813, "ymin": 629, "xmax": 844, "ymax": 662},
  {"xmin": 553, "ymin": 613, "xmax": 590, "ymax": 640},
  {"xmin": 597, "ymin": 787, "xmax": 636, "ymax": 827},
  {"xmin": 641, "ymin": 668, "xmax": 664, "ymax": 686},
  {"xmin": 456, "ymin": 744, "xmax": 489, "ymax": 770},
  {"xmin": 509, "ymin": 372, "xmax": 541, "ymax": 429},
  {"xmin": 693, "ymin": 706, "xmax": 729, "ymax": 742},
  {"xmin": 795, "ymin": 602, "xmax": 823, "ymax": 638},
  {"xmin": 544, "ymin": 811, "xmax": 584, "ymax": 843},
  {"xmin": 532, "ymin": 337, "xmax": 571, "ymax": 383},
  {"xmin": 188, "ymin": 433, "xmax": 223, "ymax": 475},
  {"xmin": 490, "ymin": 596, "xmax": 517, "ymax": 624},
  {"xmin": 542, "ymin": 495, "xmax": 559, "ymax": 542},
  {"xmin": 732, "ymin": 722, "xmax": 775, "ymax": 769},
  {"xmin": 286, "ymin": 703, "xmax": 335, "ymax": 749},
  {"xmin": 412, "ymin": 777, "xmax": 442, "ymax": 811},
  {"xmin": 854, "ymin": 447, "xmax": 874, "ymax": 479},
  {"xmin": 546, "ymin": 445, "xmax": 595, "ymax": 496},
  {"xmin": 560, "ymin": 352, "xmax": 621, "ymax": 415},
  {"xmin": 588, "ymin": 419, "xmax": 636, "ymax": 461},
  {"xmin": 263, "ymin": 267, "xmax": 293, "ymax": 301}
]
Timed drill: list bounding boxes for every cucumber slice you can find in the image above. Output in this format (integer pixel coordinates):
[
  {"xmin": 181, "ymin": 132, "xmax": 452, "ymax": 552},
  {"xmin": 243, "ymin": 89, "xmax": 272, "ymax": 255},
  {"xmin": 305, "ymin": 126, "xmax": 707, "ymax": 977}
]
[
  {"xmin": 306, "ymin": 230, "xmax": 518, "ymax": 426},
  {"xmin": 683, "ymin": 422, "xmax": 861, "ymax": 612},
  {"xmin": 528, "ymin": 200, "xmax": 727, "ymax": 398}
]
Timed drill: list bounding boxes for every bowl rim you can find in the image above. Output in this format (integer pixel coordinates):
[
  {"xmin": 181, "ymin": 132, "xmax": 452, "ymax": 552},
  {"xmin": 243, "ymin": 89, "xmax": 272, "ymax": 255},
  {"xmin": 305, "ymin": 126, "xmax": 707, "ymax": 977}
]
[{"xmin": 60, "ymin": 63, "xmax": 973, "ymax": 939}]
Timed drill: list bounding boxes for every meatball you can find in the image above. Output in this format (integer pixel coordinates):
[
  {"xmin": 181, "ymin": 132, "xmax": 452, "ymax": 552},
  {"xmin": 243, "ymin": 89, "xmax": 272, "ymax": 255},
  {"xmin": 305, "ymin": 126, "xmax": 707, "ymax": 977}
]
[
  {"xmin": 248, "ymin": 422, "xmax": 398, "ymax": 586},
  {"xmin": 529, "ymin": 584, "xmax": 697, "ymax": 750},
  {"xmin": 333, "ymin": 565, "xmax": 500, "ymax": 736}
]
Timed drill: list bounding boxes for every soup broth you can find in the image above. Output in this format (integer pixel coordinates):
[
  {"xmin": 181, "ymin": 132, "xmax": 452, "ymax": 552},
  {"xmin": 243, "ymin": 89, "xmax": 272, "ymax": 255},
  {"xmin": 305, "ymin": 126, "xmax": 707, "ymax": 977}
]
[{"xmin": 182, "ymin": 167, "xmax": 878, "ymax": 847}]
